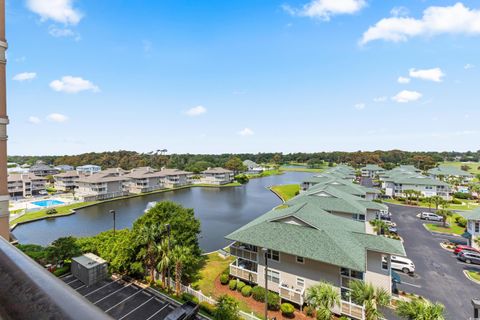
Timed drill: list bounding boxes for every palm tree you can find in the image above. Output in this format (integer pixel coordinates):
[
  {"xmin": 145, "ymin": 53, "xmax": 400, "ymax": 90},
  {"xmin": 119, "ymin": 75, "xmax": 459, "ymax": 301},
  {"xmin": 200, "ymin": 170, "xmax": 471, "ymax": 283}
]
[
  {"xmin": 425, "ymin": 197, "xmax": 433, "ymax": 212},
  {"xmin": 413, "ymin": 190, "xmax": 421, "ymax": 205},
  {"xmin": 156, "ymin": 239, "xmax": 171, "ymax": 289},
  {"xmin": 396, "ymin": 298, "xmax": 445, "ymax": 320},
  {"xmin": 350, "ymin": 280, "xmax": 390, "ymax": 320},
  {"xmin": 171, "ymin": 245, "xmax": 192, "ymax": 296},
  {"xmin": 430, "ymin": 196, "xmax": 444, "ymax": 210},
  {"xmin": 403, "ymin": 190, "xmax": 412, "ymax": 205},
  {"xmin": 305, "ymin": 282, "xmax": 340, "ymax": 320},
  {"xmin": 436, "ymin": 209, "xmax": 453, "ymax": 228},
  {"xmin": 136, "ymin": 224, "xmax": 162, "ymax": 284}
]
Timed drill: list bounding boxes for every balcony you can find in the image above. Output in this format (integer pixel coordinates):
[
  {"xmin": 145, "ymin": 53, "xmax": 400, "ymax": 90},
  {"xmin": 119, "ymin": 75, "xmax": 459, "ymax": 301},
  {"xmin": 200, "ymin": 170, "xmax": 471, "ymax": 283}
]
[
  {"xmin": 341, "ymin": 300, "xmax": 365, "ymax": 320},
  {"xmin": 0, "ymin": 236, "xmax": 110, "ymax": 320},
  {"xmin": 230, "ymin": 244, "xmax": 258, "ymax": 261},
  {"xmin": 230, "ymin": 259, "xmax": 258, "ymax": 283},
  {"xmin": 279, "ymin": 284, "xmax": 304, "ymax": 305}
]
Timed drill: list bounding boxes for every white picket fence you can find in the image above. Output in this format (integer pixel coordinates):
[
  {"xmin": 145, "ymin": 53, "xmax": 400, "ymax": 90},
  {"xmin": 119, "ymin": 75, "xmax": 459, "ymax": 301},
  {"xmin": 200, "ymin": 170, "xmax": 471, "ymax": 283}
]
[{"xmin": 167, "ymin": 279, "xmax": 261, "ymax": 320}]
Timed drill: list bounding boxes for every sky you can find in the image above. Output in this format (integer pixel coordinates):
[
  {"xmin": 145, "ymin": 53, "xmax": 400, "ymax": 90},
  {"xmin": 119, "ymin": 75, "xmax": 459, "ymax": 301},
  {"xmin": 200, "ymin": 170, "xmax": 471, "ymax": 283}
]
[{"xmin": 6, "ymin": 0, "xmax": 480, "ymax": 155}]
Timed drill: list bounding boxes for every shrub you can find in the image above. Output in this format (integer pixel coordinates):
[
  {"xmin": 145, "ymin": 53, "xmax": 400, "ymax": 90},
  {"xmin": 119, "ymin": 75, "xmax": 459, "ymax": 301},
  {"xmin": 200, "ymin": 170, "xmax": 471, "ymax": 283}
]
[
  {"xmin": 228, "ymin": 279, "xmax": 237, "ymax": 290},
  {"xmin": 214, "ymin": 295, "xmax": 240, "ymax": 320},
  {"xmin": 155, "ymin": 280, "xmax": 163, "ymax": 288},
  {"xmin": 304, "ymin": 305, "xmax": 314, "ymax": 317},
  {"xmin": 280, "ymin": 303, "xmax": 295, "ymax": 317},
  {"xmin": 241, "ymin": 285, "xmax": 252, "ymax": 297},
  {"xmin": 456, "ymin": 217, "xmax": 467, "ymax": 228},
  {"xmin": 46, "ymin": 209, "xmax": 58, "ymax": 215},
  {"xmin": 53, "ymin": 265, "xmax": 70, "ymax": 277},
  {"xmin": 145, "ymin": 276, "xmax": 152, "ymax": 283},
  {"xmin": 252, "ymin": 286, "xmax": 266, "ymax": 302},
  {"xmin": 221, "ymin": 267, "xmax": 230, "ymax": 276},
  {"xmin": 182, "ymin": 292, "xmax": 198, "ymax": 304},
  {"xmin": 267, "ymin": 292, "xmax": 280, "ymax": 310},
  {"xmin": 234, "ymin": 174, "xmax": 249, "ymax": 184},
  {"xmin": 220, "ymin": 274, "xmax": 229, "ymax": 285},
  {"xmin": 451, "ymin": 199, "xmax": 462, "ymax": 204},
  {"xmin": 454, "ymin": 192, "xmax": 472, "ymax": 200},
  {"xmin": 199, "ymin": 301, "xmax": 216, "ymax": 316},
  {"xmin": 236, "ymin": 281, "xmax": 245, "ymax": 292}
]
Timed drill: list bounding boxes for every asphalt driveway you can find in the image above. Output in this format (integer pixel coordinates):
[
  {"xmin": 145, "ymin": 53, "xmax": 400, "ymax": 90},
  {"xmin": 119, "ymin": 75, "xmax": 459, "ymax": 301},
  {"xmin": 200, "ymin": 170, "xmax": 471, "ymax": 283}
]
[{"xmin": 388, "ymin": 203, "xmax": 480, "ymax": 320}]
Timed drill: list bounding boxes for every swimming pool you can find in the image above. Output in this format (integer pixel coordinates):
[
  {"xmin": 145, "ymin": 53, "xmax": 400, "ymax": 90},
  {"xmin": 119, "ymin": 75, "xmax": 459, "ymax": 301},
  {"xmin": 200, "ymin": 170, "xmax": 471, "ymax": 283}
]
[{"xmin": 31, "ymin": 200, "xmax": 65, "ymax": 207}]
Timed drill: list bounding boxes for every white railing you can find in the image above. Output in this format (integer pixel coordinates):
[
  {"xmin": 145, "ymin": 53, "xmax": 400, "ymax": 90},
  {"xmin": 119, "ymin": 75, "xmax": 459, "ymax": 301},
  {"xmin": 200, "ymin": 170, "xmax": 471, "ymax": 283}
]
[
  {"xmin": 279, "ymin": 285, "xmax": 304, "ymax": 305},
  {"xmin": 341, "ymin": 300, "xmax": 365, "ymax": 320},
  {"xmin": 239, "ymin": 310, "xmax": 261, "ymax": 320}
]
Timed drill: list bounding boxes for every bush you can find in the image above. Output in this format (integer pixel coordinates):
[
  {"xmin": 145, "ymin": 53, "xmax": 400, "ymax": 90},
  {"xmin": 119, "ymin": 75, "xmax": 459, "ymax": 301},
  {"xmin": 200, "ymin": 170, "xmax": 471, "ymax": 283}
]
[
  {"xmin": 236, "ymin": 281, "xmax": 245, "ymax": 292},
  {"xmin": 234, "ymin": 174, "xmax": 249, "ymax": 184},
  {"xmin": 228, "ymin": 279, "xmax": 237, "ymax": 290},
  {"xmin": 46, "ymin": 209, "xmax": 58, "ymax": 215},
  {"xmin": 199, "ymin": 301, "xmax": 216, "ymax": 316},
  {"xmin": 252, "ymin": 286, "xmax": 266, "ymax": 302},
  {"xmin": 145, "ymin": 276, "xmax": 152, "ymax": 283},
  {"xmin": 267, "ymin": 292, "xmax": 280, "ymax": 310},
  {"xmin": 454, "ymin": 192, "xmax": 472, "ymax": 200},
  {"xmin": 222, "ymin": 267, "xmax": 230, "ymax": 276},
  {"xmin": 220, "ymin": 274, "xmax": 229, "ymax": 285},
  {"xmin": 182, "ymin": 293, "xmax": 199, "ymax": 304},
  {"xmin": 241, "ymin": 285, "xmax": 252, "ymax": 297},
  {"xmin": 155, "ymin": 280, "xmax": 163, "ymax": 288},
  {"xmin": 304, "ymin": 305, "xmax": 314, "ymax": 317},
  {"xmin": 451, "ymin": 199, "xmax": 462, "ymax": 205},
  {"xmin": 456, "ymin": 216, "xmax": 467, "ymax": 228},
  {"xmin": 280, "ymin": 303, "xmax": 295, "ymax": 317},
  {"xmin": 53, "ymin": 265, "xmax": 70, "ymax": 277}
]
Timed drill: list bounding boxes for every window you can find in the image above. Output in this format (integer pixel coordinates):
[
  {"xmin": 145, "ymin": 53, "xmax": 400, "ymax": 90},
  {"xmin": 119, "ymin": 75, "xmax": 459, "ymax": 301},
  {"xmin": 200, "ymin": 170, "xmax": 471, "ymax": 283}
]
[
  {"xmin": 267, "ymin": 249, "xmax": 280, "ymax": 262},
  {"xmin": 381, "ymin": 255, "xmax": 389, "ymax": 270},
  {"xmin": 296, "ymin": 277, "xmax": 305, "ymax": 288},
  {"xmin": 296, "ymin": 256, "xmax": 304, "ymax": 264},
  {"xmin": 475, "ymin": 222, "xmax": 480, "ymax": 233},
  {"xmin": 267, "ymin": 270, "xmax": 280, "ymax": 284}
]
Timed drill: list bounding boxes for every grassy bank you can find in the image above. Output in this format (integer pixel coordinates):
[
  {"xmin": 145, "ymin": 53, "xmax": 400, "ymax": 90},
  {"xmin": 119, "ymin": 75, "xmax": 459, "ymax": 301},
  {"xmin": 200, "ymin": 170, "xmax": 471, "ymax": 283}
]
[
  {"xmin": 467, "ymin": 270, "xmax": 480, "ymax": 282},
  {"xmin": 280, "ymin": 166, "xmax": 325, "ymax": 173},
  {"xmin": 246, "ymin": 169, "xmax": 283, "ymax": 179},
  {"xmin": 270, "ymin": 184, "xmax": 300, "ymax": 202},
  {"xmin": 11, "ymin": 201, "xmax": 99, "ymax": 225},
  {"xmin": 424, "ymin": 214, "xmax": 465, "ymax": 235},
  {"xmin": 192, "ymin": 252, "xmax": 235, "ymax": 297}
]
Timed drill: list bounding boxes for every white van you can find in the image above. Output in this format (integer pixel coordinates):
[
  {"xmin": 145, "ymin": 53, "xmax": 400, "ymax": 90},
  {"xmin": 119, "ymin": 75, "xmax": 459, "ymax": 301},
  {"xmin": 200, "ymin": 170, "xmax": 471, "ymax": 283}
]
[
  {"xmin": 420, "ymin": 212, "xmax": 443, "ymax": 221},
  {"xmin": 391, "ymin": 256, "xmax": 415, "ymax": 274}
]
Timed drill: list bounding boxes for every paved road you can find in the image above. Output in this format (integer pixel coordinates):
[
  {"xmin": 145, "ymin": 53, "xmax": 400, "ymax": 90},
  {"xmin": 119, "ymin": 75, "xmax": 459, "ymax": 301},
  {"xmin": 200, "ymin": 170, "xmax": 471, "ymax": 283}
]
[{"xmin": 389, "ymin": 203, "xmax": 480, "ymax": 320}]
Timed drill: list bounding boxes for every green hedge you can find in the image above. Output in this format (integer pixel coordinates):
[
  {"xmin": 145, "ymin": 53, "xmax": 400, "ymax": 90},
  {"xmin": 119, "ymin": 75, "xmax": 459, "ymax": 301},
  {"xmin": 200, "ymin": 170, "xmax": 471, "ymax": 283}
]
[
  {"xmin": 220, "ymin": 274, "xmax": 229, "ymax": 285},
  {"xmin": 280, "ymin": 303, "xmax": 295, "ymax": 317},
  {"xmin": 252, "ymin": 286, "xmax": 266, "ymax": 301},
  {"xmin": 199, "ymin": 301, "xmax": 216, "ymax": 316},
  {"xmin": 267, "ymin": 292, "xmax": 280, "ymax": 310},
  {"xmin": 236, "ymin": 281, "xmax": 245, "ymax": 292},
  {"xmin": 229, "ymin": 279, "xmax": 237, "ymax": 290},
  {"xmin": 241, "ymin": 285, "xmax": 252, "ymax": 297}
]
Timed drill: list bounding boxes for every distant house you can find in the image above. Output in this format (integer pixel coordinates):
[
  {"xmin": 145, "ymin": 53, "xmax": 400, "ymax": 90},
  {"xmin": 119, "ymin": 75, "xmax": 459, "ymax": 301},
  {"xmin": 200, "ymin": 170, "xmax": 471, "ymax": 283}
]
[
  {"xmin": 243, "ymin": 160, "xmax": 264, "ymax": 174},
  {"xmin": 76, "ymin": 165, "xmax": 102, "ymax": 175},
  {"xmin": 158, "ymin": 168, "xmax": 192, "ymax": 188},
  {"xmin": 428, "ymin": 165, "xmax": 473, "ymax": 184},
  {"xmin": 76, "ymin": 169, "xmax": 129, "ymax": 201},
  {"xmin": 55, "ymin": 164, "xmax": 74, "ymax": 172},
  {"xmin": 54, "ymin": 171, "xmax": 80, "ymax": 192},
  {"xmin": 200, "ymin": 167, "xmax": 234, "ymax": 185},
  {"xmin": 460, "ymin": 208, "xmax": 480, "ymax": 250},
  {"xmin": 360, "ymin": 164, "xmax": 385, "ymax": 178},
  {"xmin": 125, "ymin": 167, "xmax": 165, "ymax": 194},
  {"xmin": 29, "ymin": 161, "xmax": 60, "ymax": 177},
  {"xmin": 8, "ymin": 173, "xmax": 47, "ymax": 198}
]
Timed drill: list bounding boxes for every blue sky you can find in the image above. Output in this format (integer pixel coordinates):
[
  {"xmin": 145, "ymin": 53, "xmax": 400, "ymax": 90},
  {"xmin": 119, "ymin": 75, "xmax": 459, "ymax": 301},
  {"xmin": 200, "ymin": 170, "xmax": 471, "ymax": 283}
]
[{"xmin": 6, "ymin": 0, "xmax": 480, "ymax": 155}]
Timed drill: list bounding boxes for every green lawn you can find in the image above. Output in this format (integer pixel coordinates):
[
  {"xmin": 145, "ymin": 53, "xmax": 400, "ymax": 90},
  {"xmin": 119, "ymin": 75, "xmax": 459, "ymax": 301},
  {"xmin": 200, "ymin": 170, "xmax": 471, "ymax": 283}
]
[
  {"xmin": 270, "ymin": 184, "xmax": 300, "ymax": 202},
  {"xmin": 382, "ymin": 198, "xmax": 480, "ymax": 211},
  {"xmin": 10, "ymin": 201, "xmax": 98, "ymax": 225},
  {"xmin": 246, "ymin": 169, "xmax": 284, "ymax": 179},
  {"xmin": 280, "ymin": 166, "xmax": 325, "ymax": 173},
  {"xmin": 192, "ymin": 252, "xmax": 234, "ymax": 297},
  {"xmin": 467, "ymin": 270, "xmax": 480, "ymax": 282},
  {"xmin": 424, "ymin": 214, "xmax": 466, "ymax": 235}
]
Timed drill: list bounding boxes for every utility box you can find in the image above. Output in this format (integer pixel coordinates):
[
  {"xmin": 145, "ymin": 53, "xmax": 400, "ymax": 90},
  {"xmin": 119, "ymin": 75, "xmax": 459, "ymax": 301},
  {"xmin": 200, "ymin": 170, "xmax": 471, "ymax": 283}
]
[{"xmin": 71, "ymin": 253, "xmax": 108, "ymax": 286}]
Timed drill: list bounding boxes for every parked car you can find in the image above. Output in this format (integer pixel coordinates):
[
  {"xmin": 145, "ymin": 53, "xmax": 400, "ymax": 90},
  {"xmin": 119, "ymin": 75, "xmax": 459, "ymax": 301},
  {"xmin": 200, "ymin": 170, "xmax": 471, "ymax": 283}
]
[
  {"xmin": 391, "ymin": 256, "xmax": 415, "ymax": 274},
  {"xmin": 457, "ymin": 251, "xmax": 480, "ymax": 265},
  {"xmin": 380, "ymin": 214, "xmax": 391, "ymax": 221},
  {"xmin": 164, "ymin": 301, "xmax": 199, "ymax": 320},
  {"xmin": 454, "ymin": 245, "xmax": 480, "ymax": 255},
  {"xmin": 388, "ymin": 226, "xmax": 398, "ymax": 234},
  {"xmin": 420, "ymin": 212, "xmax": 443, "ymax": 221},
  {"xmin": 384, "ymin": 221, "xmax": 397, "ymax": 227}
]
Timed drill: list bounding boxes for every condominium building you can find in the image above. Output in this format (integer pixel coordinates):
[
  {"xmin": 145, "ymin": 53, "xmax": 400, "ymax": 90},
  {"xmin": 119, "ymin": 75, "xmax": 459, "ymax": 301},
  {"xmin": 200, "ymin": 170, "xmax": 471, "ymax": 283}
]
[
  {"xmin": 428, "ymin": 165, "xmax": 473, "ymax": 184},
  {"xmin": 159, "ymin": 168, "xmax": 192, "ymax": 188},
  {"xmin": 200, "ymin": 167, "xmax": 234, "ymax": 185},
  {"xmin": 53, "ymin": 171, "xmax": 80, "ymax": 192},
  {"xmin": 76, "ymin": 165, "xmax": 102, "ymax": 175},
  {"xmin": 8, "ymin": 173, "xmax": 47, "ymax": 198},
  {"xmin": 29, "ymin": 161, "xmax": 60, "ymax": 177},
  {"xmin": 125, "ymin": 167, "xmax": 165, "ymax": 194},
  {"xmin": 76, "ymin": 169, "xmax": 129, "ymax": 201},
  {"xmin": 360, "ymin": 164, "xmax": 385, "ymax": 178},
  {"xmin": 461, "ymin": 208, "xmax": 480, "ymax": 250},
  {"xmin": 227, "ymin": 203, "xmax": 405, "ymax": 319}
]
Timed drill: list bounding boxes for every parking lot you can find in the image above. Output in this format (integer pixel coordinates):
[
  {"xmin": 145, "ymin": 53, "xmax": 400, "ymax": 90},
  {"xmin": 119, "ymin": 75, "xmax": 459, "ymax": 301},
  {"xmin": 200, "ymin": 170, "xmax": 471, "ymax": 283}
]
[
  {"xmin": 61, "ymin": 275, "xmax": 203, "ymax": 320},
  {"xmin": 389, "ymin": 203, "xmax": 480, "ymax": 320}
]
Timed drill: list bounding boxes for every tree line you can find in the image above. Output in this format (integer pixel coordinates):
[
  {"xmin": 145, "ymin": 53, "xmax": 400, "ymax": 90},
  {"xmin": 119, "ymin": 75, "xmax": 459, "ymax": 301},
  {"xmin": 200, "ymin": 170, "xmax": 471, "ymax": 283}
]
[{"xmin": 8, "ymin": 149, "xmax": 480, "ymax": 171}]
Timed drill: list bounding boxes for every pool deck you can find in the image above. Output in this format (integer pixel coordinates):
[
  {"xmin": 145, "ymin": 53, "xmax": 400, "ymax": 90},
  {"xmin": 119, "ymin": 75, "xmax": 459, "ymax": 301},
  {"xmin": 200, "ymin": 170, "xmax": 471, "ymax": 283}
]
[{"xmin": 9, "ymin": 196, "xmax": 77, "ymax": 214}]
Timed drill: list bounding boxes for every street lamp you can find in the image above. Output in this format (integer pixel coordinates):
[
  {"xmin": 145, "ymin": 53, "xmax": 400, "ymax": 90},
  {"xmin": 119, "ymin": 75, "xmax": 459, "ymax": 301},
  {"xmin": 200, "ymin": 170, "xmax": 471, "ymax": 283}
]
[
  {"xmin": 165, "ymin": 223, "xmax": 171, "ymax": 291},
  {"xmin": 110, "ymin": 210, "xmax": 116, "ymax": 236},
  {"xmin": 262, "ymin": 247, "xmax": 268, "ymax": 320}
]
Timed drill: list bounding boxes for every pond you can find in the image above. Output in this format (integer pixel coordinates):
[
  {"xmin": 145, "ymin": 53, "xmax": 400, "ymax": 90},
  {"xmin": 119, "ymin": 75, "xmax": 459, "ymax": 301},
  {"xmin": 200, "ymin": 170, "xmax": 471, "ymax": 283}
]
[{"xmin": 12, "ymin": 171, "xmax": 313, "ymax": 252}]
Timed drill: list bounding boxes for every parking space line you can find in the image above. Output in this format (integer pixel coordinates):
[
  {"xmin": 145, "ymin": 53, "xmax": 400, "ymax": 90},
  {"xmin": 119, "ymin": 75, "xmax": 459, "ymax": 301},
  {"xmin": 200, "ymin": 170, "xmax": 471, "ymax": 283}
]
[
  {"xmin": 105, "ymin": 288, "xmax": 144, "ymax": 312},
  {"xmin": 66, "ymin": 278, "xmax": 80, "ymax": 285},
  {"xmin": 118, "ymin": 296, "xmax": 154, "ymax": 320},
  {"xmin": 145, "ymin": 304, "xmax": 169, "ymax": 320},
  {"xmin": 85, "ymin": 279, "xmax": 121, "ymax": 297},
  {"xmin": 75, "ymin": 285, "xmax": 86, "ymax": 291},
  {"xmin": 93, "ymin": 284, "xmax": 132, "ymax": 305}
]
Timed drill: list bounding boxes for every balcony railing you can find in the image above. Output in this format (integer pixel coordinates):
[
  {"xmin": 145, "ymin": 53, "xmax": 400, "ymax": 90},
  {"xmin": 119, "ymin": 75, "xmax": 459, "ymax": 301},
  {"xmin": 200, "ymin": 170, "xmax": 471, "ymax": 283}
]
[
  {"xmin": 230, "ymin": 264, "xmax": 258, "ymax": 283},
  {"xmin": 0, "ymin": 236, "xmax": 111, "ymax": 320},
  {"xmin": 279, "ymin": 284, "xmax": 304, "ymax": 305},
  {"xmin": 230, "ymin": 246, "xmax": 258, "ymax": 261},
  {"xmin": 341, "ymin": 300, "xmax": 365, "ymax": 320}
]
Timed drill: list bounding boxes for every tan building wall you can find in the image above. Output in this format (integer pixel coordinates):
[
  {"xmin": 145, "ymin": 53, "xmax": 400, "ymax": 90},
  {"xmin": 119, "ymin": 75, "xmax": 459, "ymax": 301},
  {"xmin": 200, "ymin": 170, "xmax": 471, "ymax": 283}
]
[{"xmin": 364, "ymin": 251, "xmax": 392, "ymax": 293}]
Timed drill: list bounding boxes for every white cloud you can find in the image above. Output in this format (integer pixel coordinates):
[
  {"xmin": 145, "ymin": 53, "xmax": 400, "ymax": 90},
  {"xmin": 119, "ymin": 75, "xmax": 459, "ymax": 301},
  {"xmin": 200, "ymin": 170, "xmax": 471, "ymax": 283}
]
[
  {"xmin": 390, "ymin": 6, "xmax": 409, "ymax": 17},
  {"xmin": 238, "ymin": 128, "xmax": 254, "ymax": 136},
  {"xmin": 46, "ymin": 113, "xmax": 69, "ymax": 123},
  {"xmin": 283, "ymin": 0, "xmax": 366, "ymax": 20},
  {"xmin": 13, "ymin": 72, "xmax": 37, "ymax": 81},
  {"xmin": 354, "ymin": 103, "xmax": 365, "ymax": 110},
  {"xmin": 185, "ymin": 105, "xmax": 207, "ymax": 117},
  {"xmin": 26, "ymin": 0, "xmax": 82, "ymax": 25},
  {"xmin": 397, "ymin": 76, "xmax": 410, "ymax": 84},
  {"xmin": 360, "ymin": 3, "xmax": 480, "ymax": 45},
  {"xmin": 392, "ymin": 90, "xmax": 422, "ymax": 103},
  {"xmin": 28, "ymin": 116, "xmax": 41, "ymax": 124},
  {"xmin": 373, "ymin": 96, "xmax": 388, "ymax": 102},
  {"xmin": 50, "ymin": 76, "xmax": 99, "ymax": 93},
  {"xmin": 464, "ymin": 63, "xmax": 475, "ymax": 70},
  {"xmin": 409, "ymin": 68, "xmax": 445, "ymax": 82},
  {"xmin": 48, "ymin": 26, "xmax": 76, "ymax": 37}
]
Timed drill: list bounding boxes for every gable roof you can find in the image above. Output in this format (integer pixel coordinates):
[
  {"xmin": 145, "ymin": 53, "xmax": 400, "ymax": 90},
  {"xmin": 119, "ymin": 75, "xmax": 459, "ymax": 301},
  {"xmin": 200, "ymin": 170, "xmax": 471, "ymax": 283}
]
[
  {"xmin": 460, "ymin": 208, "xmax": 480, "ymax": 221},
  {"xmin": 428, "ymin": 165, "xmax": 473, "ymax": 177}
]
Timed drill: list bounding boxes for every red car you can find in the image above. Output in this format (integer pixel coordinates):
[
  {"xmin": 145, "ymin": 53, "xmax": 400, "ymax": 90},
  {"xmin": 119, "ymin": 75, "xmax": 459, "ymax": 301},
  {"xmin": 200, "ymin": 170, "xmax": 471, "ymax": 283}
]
[{"xmin": 454, "ymin": 245, "xmax": 480, "ymax": 255}]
